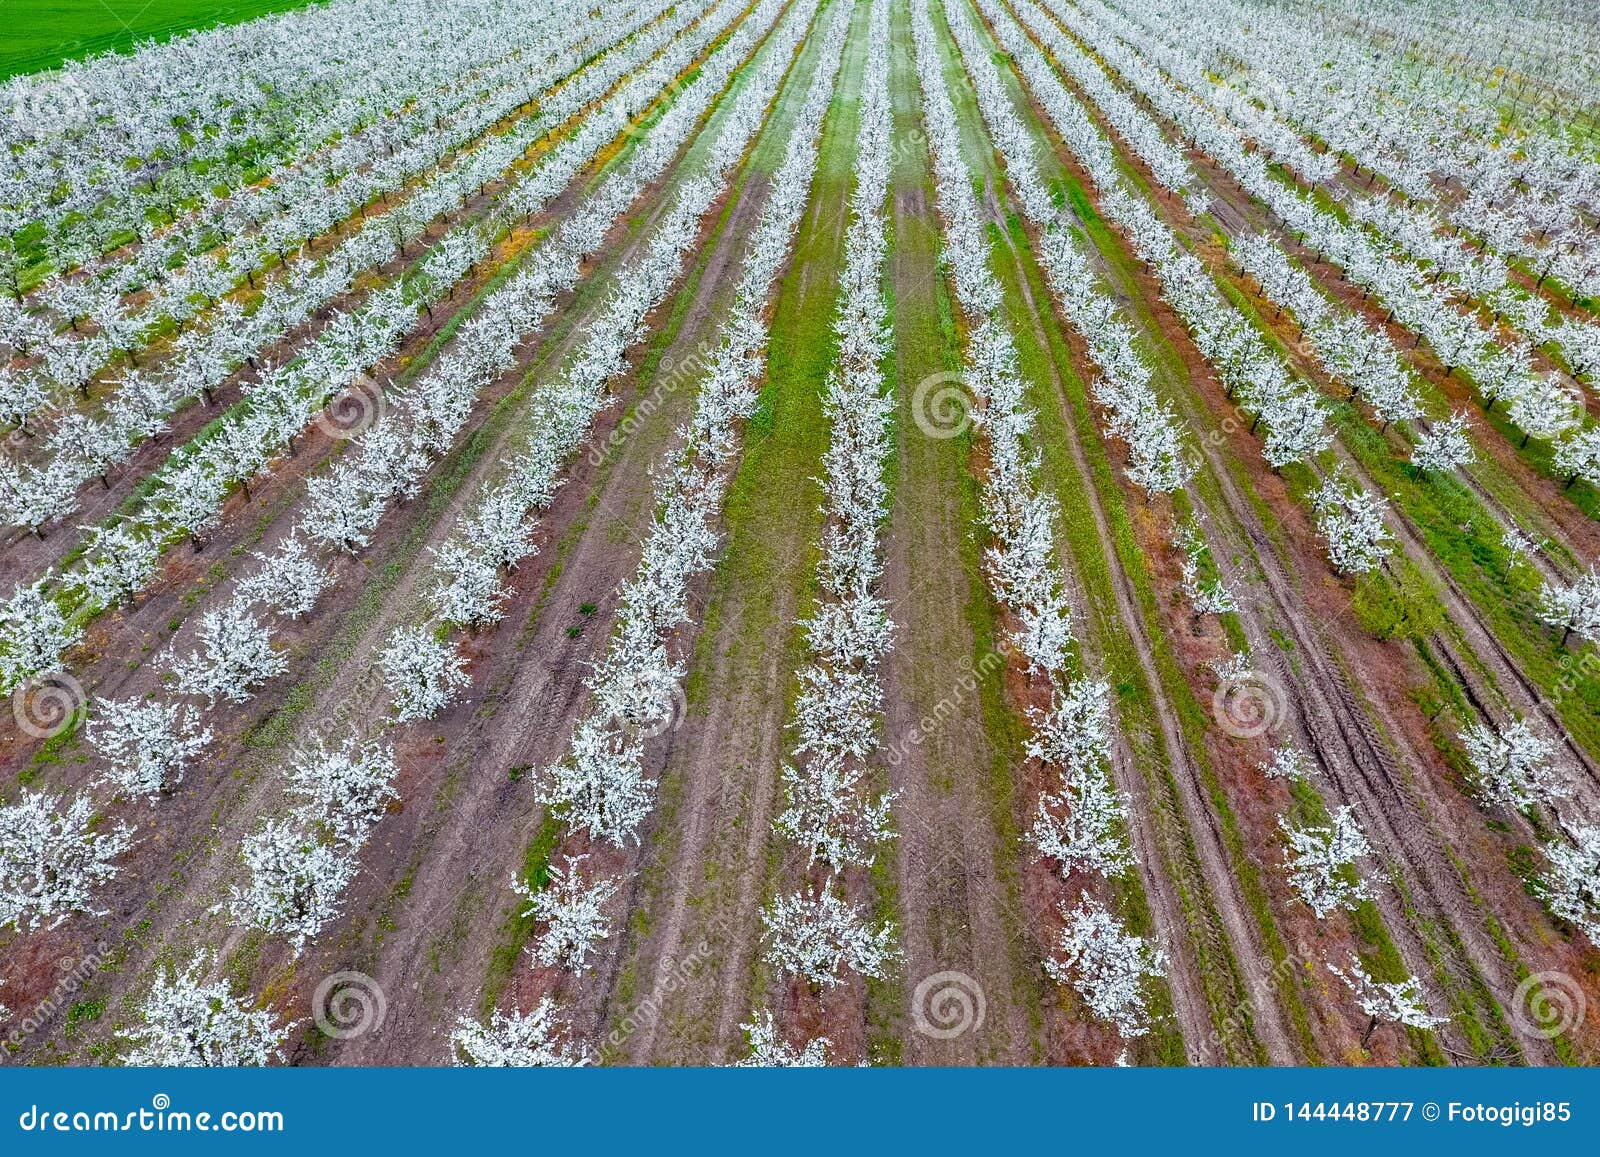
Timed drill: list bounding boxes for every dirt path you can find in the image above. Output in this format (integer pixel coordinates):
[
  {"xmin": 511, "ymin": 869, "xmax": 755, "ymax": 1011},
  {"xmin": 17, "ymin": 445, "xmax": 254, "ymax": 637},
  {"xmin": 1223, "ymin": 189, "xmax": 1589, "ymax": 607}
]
[
  {"xmin": 861, "ymin": 0, "xmax": 1065, "ymax": 1066},
  {"xmin": 1134, "ymin": 86, "xmax": 1600, "ymax": 819},
  {"xmin": 243, "ymin": 13, "xmax": 810, "ymax": 1063},
  {"xmin": 878, "ymin": 191, "xmax": 1037, "ymax": 1065},
  {"xmin": 1097, "ymin": 144, "xmax": 1565, "ymax": 1063},
  {"xmin": 1009, "ymin": 244, "xmax": 1290, "ymax": 1063},
  {"xmin": 970, "ymin": 0, "xmax": 1573, "ymax": 1062}
]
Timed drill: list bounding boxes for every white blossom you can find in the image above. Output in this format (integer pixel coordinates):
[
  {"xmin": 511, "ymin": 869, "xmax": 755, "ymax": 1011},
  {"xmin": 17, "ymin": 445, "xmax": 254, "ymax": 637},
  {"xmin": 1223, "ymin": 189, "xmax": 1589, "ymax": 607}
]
[
  {"xmin": 380, "ymin": 624, "xmax": 468, "ymax": 721},
  {"xmin": 283, "ymin": 734, "xmax": 399, "ymax": 843},
  {"xmin": 1542, "ymin": 826, "xmax": 1600, "ymax": 943},
  {"xmin": 736, "ymin": 1010, "xmax": 830, "ymax": 1066},
  {"xmin": 236, "ymin": 535, "xmax": 330, "ymax": 618},
  {"xmin": 74, "ymin": 522, "xmax": 161, "ymax": 609},
  {"xmin": 1260, "ymin": 745, "xmax": 1314, "ymax": 782},
  {"xmin": 222, "ymin": 818, "xmax": 354, "ymax": 951},
  {"xmin": 514, "ymin": 855, "xmax": 618, "ymax": 971},
  {"xmin": 1459, "ymin": 718, "xmax": 1570, "ymax": 812},
  {"xmin": 0, "ymin": 581, "xmax": 80, "ymax": 691},
  {"xmin": 89, "ymin": 696, "xmax": 211, "ymax": 800},
  {"xmin": 1178, "ymin": 532, "xmax": 1238, "ymax": 617},
  {"xmin": 536, "ymin": 714, "xmax": 656, "ymax": 847},
  {"xmin": 761, "ymin": 882, "xmax": 900, "ymax": 988},
  {"xmin": 0, "ymin": 789, "xmax": 133, "ymax": 930},
  {"xmin": 1537, "ymin": 569, "xmax": 1600, "ymax": 647},
  {"xmin": 428, "ymin": 541, "xmax": 506, "ymax": 630},
  {"xmin": 120, "ymin": 955, "xmax": 290, "ymax": 1067},
  {"xmin": 1312, "ymin": 475, "xmax": 1395, "ymax": 575},
  {"xmin": 1279, "ymin": 806, "xmax": 1374, "ymax": 917},
  {"xmin": 1411, "ymin": 413, "xmax": 1476, "ymax": 474},
  {"xmin": 1045, "ymin": 895, "xmax": 1166, "ymax": 1039},
  {"xmin": 775, "ymin": 750, "xmax": 896, "ymax": 874},
  {"xmin": 450, "ymin": 998, "xmax": 586, "ymax": 1067},
  {"xmin": 169, "ymin": 604, "xmax": 287, "ymax": 704},
  {"xmin": 1029, "ymin": 765, "xmax": 1135, "ymax": 879},
  {"xmin": 1328, "ymin": 955, "xmax": 1448, "ymax": 1042}
]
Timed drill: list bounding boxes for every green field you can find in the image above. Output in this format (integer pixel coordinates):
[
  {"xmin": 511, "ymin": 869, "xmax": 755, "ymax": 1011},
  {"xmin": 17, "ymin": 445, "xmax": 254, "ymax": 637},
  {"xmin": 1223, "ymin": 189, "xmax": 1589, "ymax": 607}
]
[{"xmin": 2, "ymin": 0, "xmax": 320, "ymax": 79}]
